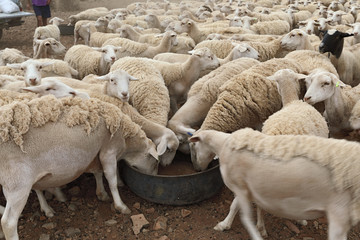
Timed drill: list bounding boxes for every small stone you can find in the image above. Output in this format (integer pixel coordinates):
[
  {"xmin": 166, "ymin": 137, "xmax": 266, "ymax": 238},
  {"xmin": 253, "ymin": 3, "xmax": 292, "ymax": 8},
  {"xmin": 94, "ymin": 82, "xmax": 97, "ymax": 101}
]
[
  {"xmin": 39, "ymin": 216, "xmax": 47, "ymax": 221},
  {"xmin": 313, "ymin": 221, "xmax": 319, "ymax": 229},
  {"xmin": 303, "ymin": 238, "xmax": 315, "ymax": 240},
  {"xmin": 39, "ymin": 234, "xmax": 50, "ymax": 240},
  {"xmin": 105, "ymin": 219, "xmax": 118, "ymax": 226},
  {"xmin": 168, "ymin": 227, "xmax": 173, "ymax": 233},
  {"xmin": 284, "ymin": 220, "xmax": 300, "ymax": 234},
  {"xmin": 158, "ymin": 236, "xmax": 170, "ymax": 240},
  {"xmin": 68, "ymin": 186, "xmax": 81, "ymax": 196},
  {"xmin": 181, "ymin": 209, "xmax": 191, "ymax": 218},
  {"xmin": 68, "ymin": 203, "xmax": 77, "ymax": 211},
  {"xmin": 65, "ymin": 218, "xmax": 71, "ymax": 223},
  {"xmin": 64, "ymin": 227, "xmax": 81, "ymax": 237},
  {"xmin": 133, "ymin": 202, "xmax": 141, "ymax": 209},
  {"xmin": 42, "ymin": 222, "xmax": 57, "ymax": 230},
  {"xmin": 130, "ymin": 214, "xmax": 149, "ymax": 235},
  {"xmin": 145, "ymin": 208, "xmax": 155, "ymax": 214},
  {"xmin": 153, "ymin": 216, "xmax": 168, "ymax": 231},
  {"xmin": 142, "ymin": 228, "xmax": 149, "ymax": 233}
]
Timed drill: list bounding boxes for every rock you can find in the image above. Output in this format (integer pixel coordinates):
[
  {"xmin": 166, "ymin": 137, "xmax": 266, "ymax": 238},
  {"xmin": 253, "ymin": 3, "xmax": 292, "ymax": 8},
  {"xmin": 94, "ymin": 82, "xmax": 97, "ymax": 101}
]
[
  {"xmin": 105, "ymin": 219, "xmax": 118, "ymax": 226},
  {"xmin": 68, "ymin": 186, "xmax": 81, "ymax": 196},
  {"xmin": 153, "ymin": 216, "xmax": 168, "ymax": 231},
  {"xmin": 303, "ymin": 238, "xmax": 315, "ymax": 240},
  {"xmin": 158, "ymin": 236, "xmax": 170, "ymax": 240},
  {"xmin": 284, "ymin": 220, "xmax": 300, "ymax": 234},
  {"xmin": 133, "ymin": 202, "xmax": 141, "ymax": 209},
  {"xmin": 39, "ymin": 234, "xmax": 50, "ymax": 240},
  {"xmin": 131, "ymin": 214, "xmax": 149, "ymax": 235},
  {"xmin": 313, "ymin": 221, "xmax": 319, "ymax": 229},
  {"xmin": 145, "ymin": 207, "xmax": 155, "ymax": 214},
  {"xmin": 39, "ymin": 216, "xmax": 47, "ymax": 221},
  {"xmin": 42, "ymin": 222, "xmax": 57, "ymax": 230},
  {"xmin": 65, "ymin": 218, "xmax": 71, "ymax": 223},
  {"xmin": 181, "ymin": 209, "xmax": 191, "ymax": 218},
  {"xmin": 65, "ymin": 227, "xmax": 81, "ymax": 237},
  {"xmin": 68, "ymin": 203, "xmax": 77, "ymax": 211}
]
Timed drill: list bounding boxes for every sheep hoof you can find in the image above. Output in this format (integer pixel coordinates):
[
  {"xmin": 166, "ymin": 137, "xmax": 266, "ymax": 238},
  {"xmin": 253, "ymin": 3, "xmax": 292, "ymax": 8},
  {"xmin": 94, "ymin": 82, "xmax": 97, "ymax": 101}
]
[
  {"xmin": 45, "ymin": 209, "xmax": 55, "ymax": 218},
  {"xmin": 213, "ymin": 222, "xmax": 230, "ymax": 231},
  {"xmin": 97, "ymin": 193, "xmax": 111, "ymax": 202},
  {"xmin": 120, "ymin": 206, "xmax": 131, "ymax": 214}
]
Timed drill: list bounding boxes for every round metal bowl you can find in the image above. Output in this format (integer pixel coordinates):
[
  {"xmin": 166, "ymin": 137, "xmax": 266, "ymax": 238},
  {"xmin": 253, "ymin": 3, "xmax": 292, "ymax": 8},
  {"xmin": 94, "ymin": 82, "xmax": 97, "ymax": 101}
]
[
  {"xmin": 119, "ymin": 153, "xmax": 224, "ymax": 205},
  {"xmin": 58, "ymin": 24, "xmax": 74, "ymax": 36}
]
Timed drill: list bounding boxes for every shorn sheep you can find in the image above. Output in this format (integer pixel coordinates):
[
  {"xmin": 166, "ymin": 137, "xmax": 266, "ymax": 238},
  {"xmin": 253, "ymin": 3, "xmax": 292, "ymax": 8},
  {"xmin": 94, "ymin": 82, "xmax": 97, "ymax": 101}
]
[
  {"xmin": 0, "ymin": 95, "xmax": 159, "ymax": 240},
  {"xmin": 189, "ymin": 127, "xmax": 360, "ymax": 240},
  {"xmin": 33, "ymin": 38, "xmax": 67, "ymax": 59},
  {"xmin": 0, "ymin": 48, "xmax": 29, "ymax": 66},
  {"xmin": 64, "ymin": 44, "xmax": 121, "ymax": 79},
  {"xmin": 33, "ymin": 17, "xmax": 64, "ymax": 41}
]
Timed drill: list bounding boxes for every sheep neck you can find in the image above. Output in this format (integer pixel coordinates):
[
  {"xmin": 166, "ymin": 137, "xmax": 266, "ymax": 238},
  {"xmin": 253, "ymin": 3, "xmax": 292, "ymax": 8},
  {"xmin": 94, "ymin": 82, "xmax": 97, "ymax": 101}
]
[
  {"xmin": 199, "ymin": 131, "xmax": 230, "ymax": 157},
  {"xmin": 99, "ymin": 57, "xmax": 111, "ymax": 76},
  {"xmin": 127, "ymin": 27, "xmax": 141, "ymax": 41},
  {"xmin": 279, "ymin": 84, "xmax": 300, "ymax": 106},
  {"xmin": 151, "ymin": 35, "xmax": 172, "ymax": 54},
  {"xmin": 324, "ymin": 87, "xmax": 349, "ymax": 128},
  {"xmin": 182, "ymin": 56, "xmax": 202, "ymax": 88},
  {"xmin": 189, "ymin": 23, "xmax": 203, "ymax": 44}
]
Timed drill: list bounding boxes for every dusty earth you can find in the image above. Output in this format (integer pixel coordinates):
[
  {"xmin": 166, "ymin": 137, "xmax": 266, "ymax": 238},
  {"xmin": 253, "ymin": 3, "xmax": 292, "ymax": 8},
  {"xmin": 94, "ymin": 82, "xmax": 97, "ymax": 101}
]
[{"xmin": 1, "ymin": 0, "xmax": 360, "ymax": 239}]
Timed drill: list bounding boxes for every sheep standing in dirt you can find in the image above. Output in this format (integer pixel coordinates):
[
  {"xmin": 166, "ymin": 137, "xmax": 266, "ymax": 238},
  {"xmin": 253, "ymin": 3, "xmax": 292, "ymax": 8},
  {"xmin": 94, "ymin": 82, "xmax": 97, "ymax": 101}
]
[
  {"xmin": 64, "ymin": 44, "xmax": 121, "ymax": 79},
  {"xmin": 68, "ymin": 7, "xmax": 109, "ymax": 25},
  {"xmin": 189, "ymin": 127, "xmax": 360, "ymax": 240},
  {"xmin": 0, "ymin": 95, "xmax": 159, "ymax": 240},
  {"xmin": 33, "ymin": 17, "xmax": 64, "ymax": 41},
  {"xmin": 32, "ymin": 38, "xmax": 66, "ymax": 59}
]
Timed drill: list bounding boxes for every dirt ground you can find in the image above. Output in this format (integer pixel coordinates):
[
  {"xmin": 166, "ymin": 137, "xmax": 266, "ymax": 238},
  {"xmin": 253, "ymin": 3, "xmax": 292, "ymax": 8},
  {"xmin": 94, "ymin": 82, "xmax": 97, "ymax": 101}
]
[{"xmin": 1, "ymin": 0, "xmax": 360, "ymax": 239}]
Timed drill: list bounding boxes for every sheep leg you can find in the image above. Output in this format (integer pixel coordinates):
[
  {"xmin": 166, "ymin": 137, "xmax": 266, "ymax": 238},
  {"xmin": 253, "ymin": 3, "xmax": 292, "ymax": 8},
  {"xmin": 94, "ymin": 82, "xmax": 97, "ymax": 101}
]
[
  {"xmin": 214, "ymin": 196, "xmax": 240, "ymax": 231},
  {"xmin": 235, "ymin": 190, "xmax": 263, "ymax": 240},
  {"xmin": 1, "ymin": 186, "xmax": 32, "ymax": 240},
  {"xmin": 46, "ymin": 187, "xmax": 67, "ymax": 202},
  {"xmin": 256, "ymin": 207, "xmax": 268, "ymax": 237},
  {"xmin": 34, "ymin": 190, "xmax": 55, "ymax": 218},
  {"xmin": 99, "ymin": 151, "xmax": 130, "ymax": 214},
  {"xmin": 327, "ymin": 204, "xmax": 350, "ymax": 240},
  {"xmin": 93, "ymin": 172, "xmax": 111, "ymax": 202}
]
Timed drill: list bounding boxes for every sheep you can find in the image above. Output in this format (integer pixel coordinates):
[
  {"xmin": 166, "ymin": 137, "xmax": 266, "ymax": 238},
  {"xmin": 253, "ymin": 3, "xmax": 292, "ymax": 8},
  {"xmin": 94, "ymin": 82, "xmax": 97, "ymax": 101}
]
[
  {"xmin": 0, "ymin": 48, "xmax": 29, "ymax": 66},
  {"xmin": 144, "ymin": 47, "xmax": 221, "ymax": 114},
  {"xmin": 144, "ymin": 14, "xmax": 167, "ymax": 32},
  {"xmin": 6, "ymin": 59, "xmax": 54, "ymax": 86},
  {"xmin": 50, "ymin": 76, "xmax": 179, "ymax": 167},
  {"xmin": 73, "ymin": 20, "xmax": 94, "ymax": 45},
  {"xmin": 102, "ymin": 31, "xmax": 178, "ymax": 58},
  {"xmin": 194, "ymin": 38, "xmax": 287, "ymax": 62},
  {"xmin": 315, "ymin": 17, "xmax": 352, "ymax": 33},
  {"xmin": 168, "ymin": 57, "xmax": 260, "ymax": 153},
  {"xmin": 189, "ymin": 127, "xmax": 360, "ymax": 240},
  {"xmin": 68, "ymin": 7, "xmax": 109, "ymax": 26},
  {"xmin": 304, "ymin": 70, "xmax": 360, "ymax": 135},
  {"xmin": 280, "ymin": 29, "xmax": 317, "ymax": 51},
  {"xmin": 33, "ymin": 17, "xmax": 64, "ymax": 41},
  {"xmin": 319, "ymin": 29, "xmax": 360, "ymax": 87},
  {"xmin": 88, "ymin": 26, "xmax": 122, "ymax": 47},
  {"xmin": 331, "ymin": 10, "xmax": 355, "ymax": 25},
  {"xmin": 249, "ymin": 20, "xmax": 291, "ymax": 35},
  {"xmin": 346, "ymin": 22, "xmax": 360, "ymax": 45},
  {"xmin": 262, "ymin": 68, "xmax": 329, "ymax": 138},
  {"xmin": 0, "ymin": 95, "xmax": 159, "ymax": 239},
  {"xmin": 350, "ymin": 100, "xmax": 360, "ymax": 130},
  {"xmin": 64, "ymin": 44, "xmax": 121, "ymax": 79},
  {"xmin": 32, "ymin": 38, "xmax": 66, "ymax": 59}
]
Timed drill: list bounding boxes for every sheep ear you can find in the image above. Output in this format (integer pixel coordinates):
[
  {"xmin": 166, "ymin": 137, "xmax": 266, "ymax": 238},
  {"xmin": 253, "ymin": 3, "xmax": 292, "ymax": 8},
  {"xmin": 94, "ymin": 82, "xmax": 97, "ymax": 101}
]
[
  {"xmin": 237, "ymin": 44, "xmax": 247, "ymax": 52},
  {"xmin": 96, "ymin": 74, "xmax": 110, "ymax": 81},
  {"xmin": 189, "ymin": 136, "xmax": 200, "ymax": 142},
  {"xmin": 157, "ymin": 137, "xmax": 168, "ymax": 156},
  {"xmin": 22, "ymin": 86, "xmax": 42, "ymax": 93},
  {"xmin": 149, "ymin": 146, "xmax": 160, "ymax": 161},
  {"xmin": 188, "ymin": 49, "xmax": 195, "ymax": 55},
  {"xmin": 41, "ymin": 61, "xmax": 55, "ymax": 68},
  {"xmin": 44, "ymin": 41, "xmax": 51, "ymax": 46},
  {"xmin": 6, "ymin": 63, "xmax": 22, "ymax": 69},
  {"xmin": 267, "ymin": 75, "xmax": 276, "ymax": 82},
  {"xmin": 129, "ymin": 74, "xmax": 138, "ymax": 81},
  {"xmin": 92, "ymin": 47, "xmax": 102, "ymax": 52}
]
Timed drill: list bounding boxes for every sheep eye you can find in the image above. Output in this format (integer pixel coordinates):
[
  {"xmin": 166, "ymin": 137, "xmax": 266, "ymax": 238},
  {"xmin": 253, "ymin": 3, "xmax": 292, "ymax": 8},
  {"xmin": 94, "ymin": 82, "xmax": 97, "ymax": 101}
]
[
  {"xmin": 46, "ymin": 88, "xmax": 52, "ymax": 91},
  {"xmin": 247, "ymin": 48, "xmax": 250, "ymax": 52},
  {"xmin": 102, "ymin": 50, "xmax": 107, "ymax": 53},
  {"xmin": 21, "ymin": 67, "xmax": 24, "ymax": 71},
  {"xmin": 322, "ymin": 82, "xmax": 330, "ymax": 86},
  {"xmin": 39, "ymin": 66, "xmax": 43, "ymax": 69},
  {"xmin": 298, "ymin": 33, "xmax": 303, "ymax": 36}
]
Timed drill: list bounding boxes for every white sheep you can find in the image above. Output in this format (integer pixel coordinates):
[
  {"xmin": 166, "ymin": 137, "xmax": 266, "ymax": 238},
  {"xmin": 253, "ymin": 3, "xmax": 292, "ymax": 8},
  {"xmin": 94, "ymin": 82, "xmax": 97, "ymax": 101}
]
[
  {"xmin": 346, "ymin": 22, "xmax": 360, "ymax": 45},
  {"xmin": 32, "ymin": 38, "xmax": 66, "ymax": 59},
  {"xmin": 0, "ymin": 48, "xmax": 29, "ymax": 66},
  {"xmin": 73, "ymin": 20, "xmax": 94, "ymax": 45},
  {"xmin": 250, "ymin": 20, "xmax": 291, "ymax": 35},
  {"xmin": 52, "ymin": 76, "xmax": 179, "ymax": 167},
  {"xmin": 168, "ymin": 57, "xmax": 260, "ymax": 153},
  {"xmin": 145, "ymin": 47, "xmax": 220, "ymax": 114},
  {"xmin": 0, "ymin": 95, "xmax": 159, "ymax": 239},
  {"xmin": 189, "ymin": 127, "xmax": 360, "ymax": 240},
  {"xmin": 280, "ymin": 29, "xmax": 317, "ymax": 51},
  {"xmin": 102, "ymin": 31, "xmax": 178, "ymax": 58},
  {"xmin": 64, "ymin": 44, "xmax": 121, "ymax": 79},
  {"xmin": 33, "ymin": 17, "xmax": 64, "ymax": 41},
  {"xmin": 331, "ymin": 10, "xmax": 355, "ymax": 24},
  {"xmin": 304, "ymin": 69, "xmax": 360, "ymax": 135},
  {"xmin": 68, "ymin": 7, "xmax": 109, "ymax": 25}
]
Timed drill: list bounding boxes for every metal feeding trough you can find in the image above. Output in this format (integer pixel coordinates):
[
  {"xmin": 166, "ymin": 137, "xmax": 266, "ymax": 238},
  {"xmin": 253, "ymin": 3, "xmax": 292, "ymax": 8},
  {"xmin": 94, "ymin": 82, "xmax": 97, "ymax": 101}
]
[
  {"xmin": 119, "ymin": 152, "xmax": 224, "ymax": 205},
  {"xmin": 58, "ymin": 24, "xmax": 74, "ymax": 35}
]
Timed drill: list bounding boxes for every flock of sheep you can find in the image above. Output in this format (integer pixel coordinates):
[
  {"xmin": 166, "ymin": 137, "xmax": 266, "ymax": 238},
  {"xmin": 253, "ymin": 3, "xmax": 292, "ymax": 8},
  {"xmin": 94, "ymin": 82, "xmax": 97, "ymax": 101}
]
[{"xmin": 1, "ymin": 0, "xmax": 360, "ymax": 239}]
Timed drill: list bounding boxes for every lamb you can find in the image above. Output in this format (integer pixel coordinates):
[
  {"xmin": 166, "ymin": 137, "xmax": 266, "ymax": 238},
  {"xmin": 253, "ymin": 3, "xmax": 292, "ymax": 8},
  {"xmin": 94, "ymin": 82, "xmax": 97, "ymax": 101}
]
[
  {"xmin": 319, "ymin": 29, "xmax": 360, "ymax": 87},
  {"xmin": 280, "ymin": 29, "xmax": 317, "ymax": 51},
  {"xmin": 50, "ymin": 76, "xmax": 179, "ymax": 167},
  {"xmin": 304, "ymin": 70, "xmax": 360, "ymax": 135},
  {"xmin": 32, "ymin": 38, "xmax": 66, "ymax": 59},
  {"xmin": 64, "ymin": 44, "xmax": 121, "ymax": 79},
  {"xmin": 249, "ymin": 20, "xmax": 291, "ymax": 35},
  {"xmin": 73, "ymin": 20, "xmax": 94, "ymax": 45},
  {"xmin": 346, "ymin": 22, "xmax": 360, "ymax": 45},
  {"xmin": 331, "ymin": 10, "xmax": 355, "ymax": 24},
  {"xmin": 68, "ymin": 7, "xmax": 109, "ymax": 26},
  {"xmin": 102, "ymin": 31, "xmax": 178, "ymax": 58},
  {"xmin": 0, "ymin": 94, "xmax": 159, "ymax": 239},
  {"xmin": 189, "ymin": 127, "xmax": 360, "ymax": 240},
  {"xmin": 144, "ymin": 47, "xmax": 221, "ymax": 114},
  {"xmin": 167, "ymin": 57, "xmax": 260, "ymax": 152},
  {"xmin": 0, "ymin": 48, "xmax": 29, "ymax": 66},
  {"xmin": 262, "ymin": 68, "xmax": 329, "ymax": 138},
  {"xmin": 33, "ymin": 17, "xmax": 64, "ymax": 41},
  {"xmin": 189, "ymin": 58, "xmax": 303, "ymax": 171}
]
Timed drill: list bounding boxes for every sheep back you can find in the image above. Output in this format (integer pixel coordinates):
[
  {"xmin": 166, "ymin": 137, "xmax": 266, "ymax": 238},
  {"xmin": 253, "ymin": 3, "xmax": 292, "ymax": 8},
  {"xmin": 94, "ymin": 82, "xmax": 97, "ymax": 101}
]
[{"xmin": 102, "ymin": 38, "xmax": 148, "ymax": 57}]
